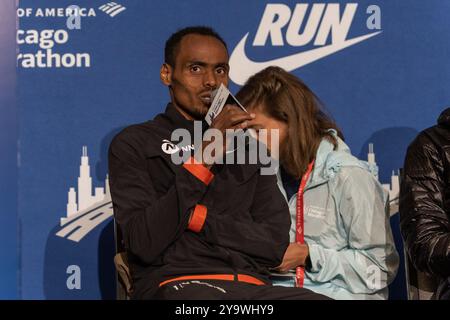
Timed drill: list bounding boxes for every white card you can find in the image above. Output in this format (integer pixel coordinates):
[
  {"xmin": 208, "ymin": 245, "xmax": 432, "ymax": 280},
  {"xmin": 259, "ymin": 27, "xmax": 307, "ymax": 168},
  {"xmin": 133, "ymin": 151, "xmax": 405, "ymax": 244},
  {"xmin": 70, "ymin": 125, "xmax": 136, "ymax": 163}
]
[{"xmin": 205, "ymin": 83, "xmax": 247, "ymax": 125}]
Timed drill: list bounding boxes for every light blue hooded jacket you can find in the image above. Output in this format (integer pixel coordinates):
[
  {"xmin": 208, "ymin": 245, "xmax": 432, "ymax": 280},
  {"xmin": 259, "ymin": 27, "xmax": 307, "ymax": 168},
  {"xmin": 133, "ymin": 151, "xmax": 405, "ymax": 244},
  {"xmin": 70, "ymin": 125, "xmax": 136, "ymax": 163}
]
[{"xmin": 272, "ymin": 131, "xmax": 399, "ymax": 300}]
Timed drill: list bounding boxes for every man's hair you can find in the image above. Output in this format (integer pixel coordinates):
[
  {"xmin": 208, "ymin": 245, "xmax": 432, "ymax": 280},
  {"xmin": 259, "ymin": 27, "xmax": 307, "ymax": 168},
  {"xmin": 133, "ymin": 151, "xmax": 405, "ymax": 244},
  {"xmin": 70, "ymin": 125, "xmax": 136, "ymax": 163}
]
[
  {"xmin": 236, "ymin": 66, "xmax": 343, "ymax": 179},
  {"xmin": 164, "ymin": 26, "xmax": 228, "ymax": 67}
]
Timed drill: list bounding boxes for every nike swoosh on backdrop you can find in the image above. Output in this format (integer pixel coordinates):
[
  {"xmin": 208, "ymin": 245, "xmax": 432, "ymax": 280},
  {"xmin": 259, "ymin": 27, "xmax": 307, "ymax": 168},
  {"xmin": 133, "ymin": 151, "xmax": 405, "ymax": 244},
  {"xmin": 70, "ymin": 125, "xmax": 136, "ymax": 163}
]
[{"xmin": 229, "ymin": 31, "xmax": 382, "ymax": 85}]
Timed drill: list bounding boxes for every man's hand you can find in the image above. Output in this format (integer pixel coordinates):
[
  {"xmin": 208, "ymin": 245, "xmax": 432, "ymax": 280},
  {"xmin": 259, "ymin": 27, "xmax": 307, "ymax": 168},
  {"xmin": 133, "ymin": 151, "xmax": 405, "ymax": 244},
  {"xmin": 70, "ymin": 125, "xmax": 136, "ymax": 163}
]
[
  {"xmin": 274, "ymin": 243, "xmax": 309, "ymax": 273},
  {"xmin": 210, "ymin": 104, "xmax": 255, "ymax": 133},
  {"xmin": 194, "ymin": 105, "xmax": 255, "ymax": 168}
]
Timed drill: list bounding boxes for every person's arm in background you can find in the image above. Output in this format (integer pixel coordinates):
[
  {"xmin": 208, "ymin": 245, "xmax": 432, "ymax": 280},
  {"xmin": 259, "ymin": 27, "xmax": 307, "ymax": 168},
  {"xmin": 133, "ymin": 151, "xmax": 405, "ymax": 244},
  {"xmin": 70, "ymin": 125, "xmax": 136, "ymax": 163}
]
[
  {"xmin": 108, "ymin": 128, "xmax": 214, "ymax": 265},
  {"xmin": 400, "ymin": 134, "xmax": 450, "ymax": 278},
  {"xmin": 306, "ymin": 167, "xmax": 399, "ymax": 295}
]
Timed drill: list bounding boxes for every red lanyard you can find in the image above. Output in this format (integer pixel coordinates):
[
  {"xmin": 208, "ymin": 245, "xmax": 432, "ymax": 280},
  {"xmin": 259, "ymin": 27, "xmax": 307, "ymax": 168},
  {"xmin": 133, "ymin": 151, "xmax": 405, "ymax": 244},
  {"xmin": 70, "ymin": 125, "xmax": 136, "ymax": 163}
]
[{"xmin": 295, "ymin": 161, "xmax": 314, "ymax": 287}]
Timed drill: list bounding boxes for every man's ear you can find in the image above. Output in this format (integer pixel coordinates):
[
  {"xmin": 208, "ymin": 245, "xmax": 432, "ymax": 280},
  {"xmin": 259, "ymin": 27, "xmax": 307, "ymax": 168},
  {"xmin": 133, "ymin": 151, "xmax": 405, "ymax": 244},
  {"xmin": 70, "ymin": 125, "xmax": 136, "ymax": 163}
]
[{"xmin": 160, "ymin": 63, "xmax": 172, "ymax": 86}]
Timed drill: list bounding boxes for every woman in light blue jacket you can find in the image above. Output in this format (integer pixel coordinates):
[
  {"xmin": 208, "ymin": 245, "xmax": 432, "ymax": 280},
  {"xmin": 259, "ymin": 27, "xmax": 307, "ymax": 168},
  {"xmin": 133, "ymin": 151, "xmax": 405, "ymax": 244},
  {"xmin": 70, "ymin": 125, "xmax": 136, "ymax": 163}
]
[{"xmin": 236, "ymin": 66, "xmax": 399, "ymax": 300}]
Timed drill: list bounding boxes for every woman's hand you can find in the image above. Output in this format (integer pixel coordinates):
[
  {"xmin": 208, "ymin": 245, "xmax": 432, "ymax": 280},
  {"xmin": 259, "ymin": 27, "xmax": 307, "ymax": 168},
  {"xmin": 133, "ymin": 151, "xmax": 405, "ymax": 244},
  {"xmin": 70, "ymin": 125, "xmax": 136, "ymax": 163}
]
[{"xmin": 274, "ymin": 243, "xmax": 309, "ymax": 273}]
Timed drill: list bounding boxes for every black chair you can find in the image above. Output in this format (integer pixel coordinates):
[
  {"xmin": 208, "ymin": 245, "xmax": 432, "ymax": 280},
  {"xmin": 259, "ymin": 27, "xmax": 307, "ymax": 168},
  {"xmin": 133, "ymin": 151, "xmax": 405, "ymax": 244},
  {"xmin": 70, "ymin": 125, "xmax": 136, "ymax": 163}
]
[{"xmin": 113, "ymin": 219, "xmax": 133, "ymax": 300}]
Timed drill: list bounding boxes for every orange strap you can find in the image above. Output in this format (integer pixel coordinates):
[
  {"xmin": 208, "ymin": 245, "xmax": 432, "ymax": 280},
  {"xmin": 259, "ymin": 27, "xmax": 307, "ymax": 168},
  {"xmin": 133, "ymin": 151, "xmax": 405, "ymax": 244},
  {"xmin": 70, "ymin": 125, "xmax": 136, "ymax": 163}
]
[
  {"xmin": 188, "ymin": 204, "xmax": 207, "ymax": 233},
  {"xmin": 159, "ymin": 274, "xmax": 265, "ymax": 287},
  {"xmin": 183, "ymin": 156, "xmax": 214, "ymax": 185}
]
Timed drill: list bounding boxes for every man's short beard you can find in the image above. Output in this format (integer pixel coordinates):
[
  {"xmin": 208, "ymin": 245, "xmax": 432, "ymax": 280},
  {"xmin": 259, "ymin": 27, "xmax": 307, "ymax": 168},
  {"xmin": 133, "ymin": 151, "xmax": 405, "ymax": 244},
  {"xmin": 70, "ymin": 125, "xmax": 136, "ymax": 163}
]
[
  {"xmin": 178, "ymin": 103, "xmax": 207, "ymax": 121},
  {"xmin": 191, "ymin": 105, "xmax": 208, "ymax": 119}
]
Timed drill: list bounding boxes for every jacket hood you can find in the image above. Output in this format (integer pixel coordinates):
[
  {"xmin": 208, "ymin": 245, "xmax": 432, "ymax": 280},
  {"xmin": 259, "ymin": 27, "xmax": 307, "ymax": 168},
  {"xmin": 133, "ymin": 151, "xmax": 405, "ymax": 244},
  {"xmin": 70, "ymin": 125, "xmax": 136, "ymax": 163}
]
[
  {"xmin": 275, "ymin": 130, "xmax": 375, "ymax": 189},
  {"xmin": 437, "ymin": 108, "xmax": 450, "ymax": 128},
  {"xmin": 308, "ymin": 129, "xmax": 370, "ymax": 188}
]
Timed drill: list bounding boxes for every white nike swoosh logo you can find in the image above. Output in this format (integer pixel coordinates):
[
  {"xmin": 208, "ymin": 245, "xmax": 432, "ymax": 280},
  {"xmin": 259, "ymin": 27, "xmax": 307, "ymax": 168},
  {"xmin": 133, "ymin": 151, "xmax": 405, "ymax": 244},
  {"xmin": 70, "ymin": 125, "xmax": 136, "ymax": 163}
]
[{"xmin": 229, "ymin": 31, "xmax": 382, "ymax": 85}]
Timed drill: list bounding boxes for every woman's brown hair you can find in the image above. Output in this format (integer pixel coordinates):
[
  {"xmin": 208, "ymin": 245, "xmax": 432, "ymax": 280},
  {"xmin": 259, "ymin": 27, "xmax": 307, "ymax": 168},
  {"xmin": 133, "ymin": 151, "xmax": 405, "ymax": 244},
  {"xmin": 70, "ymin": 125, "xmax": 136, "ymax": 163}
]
[{"xmin": 236, "ymin": 66, "xmax": 343, "ymax": 179}]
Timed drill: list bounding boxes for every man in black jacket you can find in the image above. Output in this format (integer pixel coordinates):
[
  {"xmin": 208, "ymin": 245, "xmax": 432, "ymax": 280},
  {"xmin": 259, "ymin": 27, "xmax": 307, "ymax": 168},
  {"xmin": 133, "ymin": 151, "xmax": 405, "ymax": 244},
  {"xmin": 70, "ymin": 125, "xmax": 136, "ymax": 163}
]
[
  {"xmin": 400, "ymin": 108, "xmax": 450, "ymax": 300},
  {"xmin": 108, "ymin": 26, "xmax": 326, "ymax": 299}
]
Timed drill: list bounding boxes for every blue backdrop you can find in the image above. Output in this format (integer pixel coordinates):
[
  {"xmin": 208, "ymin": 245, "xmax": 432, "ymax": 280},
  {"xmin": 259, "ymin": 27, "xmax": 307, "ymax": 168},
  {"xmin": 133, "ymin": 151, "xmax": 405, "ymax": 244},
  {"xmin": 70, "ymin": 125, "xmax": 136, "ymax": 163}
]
[
  {"xmin": 1, "ymin": 0, "xmax": 450, "ymax": 299},
  {"xmin": 0, "ymin": 0, "xmax": 18, "ymax": 300}
]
